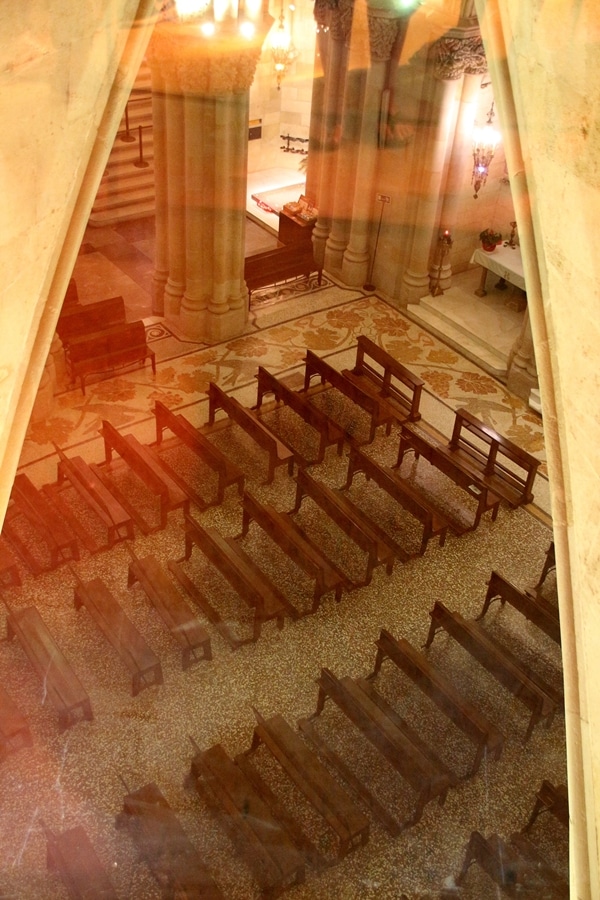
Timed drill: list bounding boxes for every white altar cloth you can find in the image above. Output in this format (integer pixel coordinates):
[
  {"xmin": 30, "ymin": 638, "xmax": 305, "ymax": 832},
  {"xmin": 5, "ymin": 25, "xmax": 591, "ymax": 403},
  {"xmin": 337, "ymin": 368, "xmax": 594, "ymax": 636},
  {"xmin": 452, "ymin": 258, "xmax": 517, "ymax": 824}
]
[{"xmin": 470, "ymin": 244, "xmax": 526, "ymax": 291}]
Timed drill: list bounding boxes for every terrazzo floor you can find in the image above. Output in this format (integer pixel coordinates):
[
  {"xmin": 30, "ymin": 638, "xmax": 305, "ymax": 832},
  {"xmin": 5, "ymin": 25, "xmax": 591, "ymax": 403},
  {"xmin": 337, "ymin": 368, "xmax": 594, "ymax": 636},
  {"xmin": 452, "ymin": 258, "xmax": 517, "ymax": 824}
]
[{"xmin": 0, "ymin": 218, "xmax": 564, "ymax": 898}]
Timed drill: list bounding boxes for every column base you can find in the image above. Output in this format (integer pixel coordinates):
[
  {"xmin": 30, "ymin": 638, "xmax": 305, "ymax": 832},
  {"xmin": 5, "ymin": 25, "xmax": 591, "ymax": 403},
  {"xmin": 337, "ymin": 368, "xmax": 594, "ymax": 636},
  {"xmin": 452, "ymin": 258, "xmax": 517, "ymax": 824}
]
[
  {"xmin": 342, "ymin": 247, "xmax": 370, "ymax": 287},
  {"xmin": 401, "ymin": 269, "xmax": 431, "ymax": 304},
  {"xmin": 175, "ymin": 304, "xmax": 247, "ymax": 343},
  {"xmin": 507, "ymin": 361, "xmax": 539, "ymax": 403}
]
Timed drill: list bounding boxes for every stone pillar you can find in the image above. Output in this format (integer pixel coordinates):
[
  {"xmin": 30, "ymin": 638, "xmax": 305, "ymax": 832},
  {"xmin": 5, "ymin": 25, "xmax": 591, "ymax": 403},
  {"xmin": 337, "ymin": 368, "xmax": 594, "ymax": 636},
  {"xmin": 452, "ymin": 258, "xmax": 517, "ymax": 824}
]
[
  {"xmin": 310, "ymin": 10, "xmax": 348, "ymax": 270},
  {"xmin": 341, "ymin": 11, "xmax": 399, "ymax": 287},
  {"xmin": 149, "ymin": 66, "xmax": 168, "ymax": 316},
  {"xmin": 401, "ymin": 29, "xmax": 485, "ymax": 303},
  {"xmin": 431, "ymin": 41, "xmax": 487, "ymax": 287},
  {"xmin": 507, "ymin": 308, "xmax": 539, "ymax": 400},
  {"xmin": 148, "ymin": 14, "xmax": 271, "ymax": 343}
]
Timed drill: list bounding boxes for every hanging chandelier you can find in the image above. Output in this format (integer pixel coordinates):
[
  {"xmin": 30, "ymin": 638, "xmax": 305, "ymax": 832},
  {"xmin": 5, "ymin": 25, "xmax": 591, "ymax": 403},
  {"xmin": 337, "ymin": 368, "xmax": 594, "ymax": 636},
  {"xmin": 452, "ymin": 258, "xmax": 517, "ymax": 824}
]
[
  {"xmin": 270, "ymin": 0, "xmax": 298, "ymax": 90},
  {"xmin": 471, "ymin": 101, "xmax": 501, "ymax": 199}
]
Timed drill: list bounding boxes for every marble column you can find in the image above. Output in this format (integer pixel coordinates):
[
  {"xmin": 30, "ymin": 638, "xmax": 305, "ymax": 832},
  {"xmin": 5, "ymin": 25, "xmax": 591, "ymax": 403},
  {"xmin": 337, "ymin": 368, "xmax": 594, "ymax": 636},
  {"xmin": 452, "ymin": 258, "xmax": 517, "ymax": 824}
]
[
  {"xmin": 401, "ymin": 32, "xmax": 483, "ymax": 304},
  {"xmin": 147, "ymin": 15, "xmax": 270, "ymax": 343},
  {"xmin": 341, "ymin": 11, "xmax": 399, "ymax": 286},
  {"xmin": 149, "ymin": 67, "xmax": 168, "ymax": 316},
  {"xmin": 431, "ymin": 47, "xmax": 486, "ymax": 288}
]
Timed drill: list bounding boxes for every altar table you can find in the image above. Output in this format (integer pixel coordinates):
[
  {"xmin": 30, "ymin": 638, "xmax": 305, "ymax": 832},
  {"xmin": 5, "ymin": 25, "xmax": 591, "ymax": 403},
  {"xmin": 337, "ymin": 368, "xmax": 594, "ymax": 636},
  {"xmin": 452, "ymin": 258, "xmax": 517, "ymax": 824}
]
[{"xmin": 470, "ymin": 244, "xmax": 526, "ymax": 296}]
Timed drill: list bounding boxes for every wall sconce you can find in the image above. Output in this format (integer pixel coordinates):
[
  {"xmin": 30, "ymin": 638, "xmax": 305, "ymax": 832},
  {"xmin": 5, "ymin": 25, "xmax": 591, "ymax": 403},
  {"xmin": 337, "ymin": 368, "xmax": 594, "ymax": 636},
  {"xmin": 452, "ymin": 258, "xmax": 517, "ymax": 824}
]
[
  {"xmin": 472, "ymin": 101, "xmax": 500, "ymax": 199},
  {"xmin": 270, "ymin": 0, "xmax": 298, "ymax": 90}
]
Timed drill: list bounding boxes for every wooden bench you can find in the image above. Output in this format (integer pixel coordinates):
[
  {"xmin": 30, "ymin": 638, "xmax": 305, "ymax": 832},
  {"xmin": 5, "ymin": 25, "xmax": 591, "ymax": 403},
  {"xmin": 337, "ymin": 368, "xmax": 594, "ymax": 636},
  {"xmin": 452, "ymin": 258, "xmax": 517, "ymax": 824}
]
[
  {"xmin": 0, "ymin": 684, "xmax": 32, "ymax": 760},
  {"xmin": 0, "ymin": 535, "xmax": 21, "ymax": 587},
  {"xmin": 478, "ymin": 570, "xmax": 561, "ymax": 645},
  {"xmin": 255, "ymin": 366, "xmax": 345, "ymax": 463},
  {"xmin": 116, "ymin": 781, "xmax": 224, "ymax": 899},
  {"xmin": 100, "ymin": 419, "xmax": 189, "ymax": 533},
  {"xmin": 154, "ymin": 400, "xmax": 245, "ymax": 506},
  {"xmin": 241, "ymin": 491, "xmax": 350, "ymax": 612},
  {"xmin": 369, "ymin": 630, "xmax": 504, "ymax": 777},
  {"xmin": 523, "ymin": 781, "xmax": 569, "ymax": 833},
  {"xmin": 456, "ymin": 830, "xmax": 568, "ymax": 899},
  {"xmin": 245, "ymin": 241, "xmax": 322, "ymax": 301},
  {"xmin": 303, "ymin": 350, "xmax": 396, "ymax": 443},
  {"xmin": 190, "ymin": 742, "xmax": 306, "ymax": 896},
  {"xmin": 45, "ymin": 823, "xmax": 118, "ymax": 900},
  {"xmin": 343, "ymin": 447, "xmax": 450, "ymax": 555},
  {"xmin": 127, "ymin": 552, "xmax": 211, "ymax": 669},
  {"xmin": 424, "ymin": 601, "xmax": 560, "ymax": 742},
  {"xmin": 307, "ymin": 668, "xmax": 454, "ymax": 830},
  {"xmin": 68, "ymin": 320, "xmax": 156, "ymax": 394},
  {"xmin": 342, "ymin": 335, "xmax": 423, "ymax": 424},
  {"xmin": 207, "ymin": 382, "xmax": 296, "ymax": 484},
  {"xmin": 51, "ymin": 445, "xmax": 134, "ymax": 552},
  {"xmin": 399, "ymin": 408, "xmax": 539, "ymax": 508},
  {"xmin": 57, "ymin": 294, "xmax": 126, "ymax": 347},
  {"xmin": 291, "ymin": 469, "xmax": 406, "ymax": 584},
  {"xmin": 73, "ymin": 572, "xmax": 163, "ymax": 696},
  {"xmin": 242, "ymin": 709, "xmax": 370, "ymax": 863},
  {"xmin": 395, "ymin": 420, "xmax": 502, "ymax": 530},
  {"xmin": 6, "ymin": 604, "xmax": 93, "ymax": 731},
  {"xmin": 5, "ymin": 472, "xmax": 79, "ymax": 574},
  {"xmin": 178, "ymin": 512, "xmax": 295, "ymax": 646}
]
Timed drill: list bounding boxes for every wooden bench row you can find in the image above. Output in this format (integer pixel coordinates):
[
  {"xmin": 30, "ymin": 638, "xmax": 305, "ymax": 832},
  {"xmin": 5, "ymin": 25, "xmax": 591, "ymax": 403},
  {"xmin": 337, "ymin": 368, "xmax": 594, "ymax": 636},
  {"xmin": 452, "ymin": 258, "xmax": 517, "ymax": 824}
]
[
  {"xmin": 244, "ymin": 240, "xmax": 322, "ymax": 302},
  {"xmin": 57, "ymin": 294, "xmax": 126, "ymax": 347},
  {"xmin": 425, "ymin": 600, "xmax": 562, "ymax": 742},
  {"xmin": 67, "ymin": 320, "xmax": 156, "ymax": 395},
  {"xmin": 398, "ymin": 406, "xmax": 540, "ymax": 509}
]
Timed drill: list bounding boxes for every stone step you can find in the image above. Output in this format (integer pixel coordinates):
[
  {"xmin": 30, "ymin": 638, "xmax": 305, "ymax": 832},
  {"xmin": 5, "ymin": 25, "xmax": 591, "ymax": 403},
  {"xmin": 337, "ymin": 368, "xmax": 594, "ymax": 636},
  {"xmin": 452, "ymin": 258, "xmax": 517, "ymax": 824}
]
[
  {"xmin": 92, "ymin": 183, "xmax": 156, "ymax": 213},
  {"xmin": 406, "ymin": 299, "xmax": 509, "ymax": 380},
  {"xmin": 88, "ymin": 199, "xmax": 156, "ymax": 227}
]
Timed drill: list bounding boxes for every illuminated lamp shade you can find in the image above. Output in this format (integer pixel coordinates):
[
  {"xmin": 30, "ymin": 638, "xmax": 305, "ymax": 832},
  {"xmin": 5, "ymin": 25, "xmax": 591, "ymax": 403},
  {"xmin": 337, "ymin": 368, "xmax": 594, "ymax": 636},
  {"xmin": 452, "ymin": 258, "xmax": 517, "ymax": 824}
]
[{"xmin": 471, "ymin": 102, "xmax": 501, "ymax": 199}]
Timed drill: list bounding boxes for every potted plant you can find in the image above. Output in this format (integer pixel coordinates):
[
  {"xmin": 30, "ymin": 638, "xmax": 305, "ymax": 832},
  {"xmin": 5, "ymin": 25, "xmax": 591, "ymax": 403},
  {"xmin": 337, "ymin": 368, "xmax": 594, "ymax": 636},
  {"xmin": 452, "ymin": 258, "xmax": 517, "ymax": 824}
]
[{"xmin": 479, "ymin": 228, "xmax": 502, "ymax": 252}]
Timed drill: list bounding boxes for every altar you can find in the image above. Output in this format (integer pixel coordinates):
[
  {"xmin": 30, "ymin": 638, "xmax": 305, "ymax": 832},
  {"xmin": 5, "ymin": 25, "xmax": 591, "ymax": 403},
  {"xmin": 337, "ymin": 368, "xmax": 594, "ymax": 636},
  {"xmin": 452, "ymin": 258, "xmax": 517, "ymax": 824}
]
[{"xmin": 470, "ymin": 244, "xmax": 526, "ymax": 296}]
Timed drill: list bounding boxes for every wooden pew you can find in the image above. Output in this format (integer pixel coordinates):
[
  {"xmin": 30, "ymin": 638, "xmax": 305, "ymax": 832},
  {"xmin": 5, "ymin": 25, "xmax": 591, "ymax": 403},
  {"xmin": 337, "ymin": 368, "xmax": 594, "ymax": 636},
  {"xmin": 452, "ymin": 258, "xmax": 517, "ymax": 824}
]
[
  {"xmin": 116, "ymin": 781, "xmax": 224, "ymax": 899},
  {"xmin": 0, "ymin": 535, "xmax": 21, "ymax": 587},
  {"xmin": 207, "ymin": 382, "xmax": 296, "ymax": 483},
  {"xmin": 244, "ymin": 241, "xmax": 322, "ymax": 301},
  {"xmin": 523, "ymin": 781, "xmax": 569, "ymax": 833},
  {"xmin": 308, "ymin": 668, "xmax": 454, "ymax": 830},
  {"xmin": 5, "ymin": 473, "xmax": 79, "ymax": 574},
  {"xmin": 342, "ymin": 335, "xmax": 423, "ymax": 424},
  {"xmin": 303, "ymin": 350, "xmax": 396, "ymax": 443},
  {"xmin": 6, "ymin": 604, "xmax": 93, "ymax": 731},
  {"xmin": 291, "ymin": 469, "xmax": 406, "ymax": 584},
  {"xmin": 57, "ymin": 294, "xmax": 126, "ymax": 346},
  {"xmin": 190, "ymin": 742, "xmax": 306, "ymax": 896},
  {"xmin": 100, "ymin": 419, "xmax": 189, "ymax": 533},
  {"xmin": 478, "ymin": 570, "xmax": 561, "ymax": 645},
  {"xmin": 241, "ymin": 491, "xmax": 350, "ymax": 612},
  {"xmin": 73, "ymin": 571, "xmax": 163, "ymax": 696},
  {"xmin": 242, "ymin": 709, "xmax": 370, "ymax": 864},
  {"xmin": 395, "ymin": 420, "xmax": 502, "ymax": 530},
  {"xmin": 255, "ymin": 366, "xmax": 345, "ymax": 463},
  {"xmin": 154, "ymin": 400, "xmax": 244, "ymax": 506},
  {"xmin": 424, "ymin": 601, "xmax": 560, "ymax": 742},
  {"xmin": 127, "ymin": 551, "xmax": 211, "ymax": 669},
  {"xmin": 179, "ymin": 512, "xmax": 295, "ymax": 646},
  {"xmin": 45, "ymin": 823, "xmax": 118, "ymax": 900},
  {"xmin": 51, "ymin": 445, "xmax": 134, "ymax": 552},
  {"xmin": 368, "ymin": 630, "xmax": 504, "ymax": 777},
  {"xmin": 0, "ymin": 685, "xmax": 32, "ymax": 760},
  {"xmin": 399, "ymin": 408, "xmax": 539, "ymax": 508},
  {"xmin": 67, "ymin": 320, "xmax": 156, "ymax": 395},
  {"xmin": 456, "ymin": 830, "xmax": 568, "ymax": 899},
  {"xmin": 343, "ymin": 446, "xmax": 450, "ymax": 555}
]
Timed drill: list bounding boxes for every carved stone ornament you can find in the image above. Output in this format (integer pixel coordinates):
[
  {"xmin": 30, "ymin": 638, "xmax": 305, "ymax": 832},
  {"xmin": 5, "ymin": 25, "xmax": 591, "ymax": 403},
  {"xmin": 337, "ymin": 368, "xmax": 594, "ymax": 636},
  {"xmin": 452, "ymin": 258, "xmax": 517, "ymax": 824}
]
[
  {"xmin": 148, "ymin": 22, "xmax": 263, "ymax": 95},
  {"xmin": 434, "ymin": 35, "xmax": 487, "ymax": 80},
  {"xmin": 329, "ymin": 0, "xmax": 354, "ymax": 43},
  {"xmin": 367, "ymin": 12, "xmax": 399, "ymax": 61}
]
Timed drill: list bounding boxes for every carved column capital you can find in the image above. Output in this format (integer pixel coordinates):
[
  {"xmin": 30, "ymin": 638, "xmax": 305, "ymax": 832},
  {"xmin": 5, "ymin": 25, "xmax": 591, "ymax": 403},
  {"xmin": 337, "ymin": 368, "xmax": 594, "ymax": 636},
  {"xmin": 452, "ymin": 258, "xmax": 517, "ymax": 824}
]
[
  {"xmin": 433, "ymin": 33, "xmax": 487, "ymax": 80},
  {"xmin": 329, "ymin": 0, "xmax": 354, "ymax": 44},
  {"xmin": 148, "ymin": 21, "xmax": 268, "ymax": 95},
  {"xmin": 367, "ymin": 11, "xmax": 399, "ymax": 62}
]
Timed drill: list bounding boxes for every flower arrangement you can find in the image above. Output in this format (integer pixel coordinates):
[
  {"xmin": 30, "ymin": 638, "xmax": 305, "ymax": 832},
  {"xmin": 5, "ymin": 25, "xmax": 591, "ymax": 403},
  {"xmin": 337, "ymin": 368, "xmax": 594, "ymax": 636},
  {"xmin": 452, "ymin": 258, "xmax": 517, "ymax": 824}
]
[{"xmin": 479, "ymin": 228, "xmax": 502, "ymax": 245}]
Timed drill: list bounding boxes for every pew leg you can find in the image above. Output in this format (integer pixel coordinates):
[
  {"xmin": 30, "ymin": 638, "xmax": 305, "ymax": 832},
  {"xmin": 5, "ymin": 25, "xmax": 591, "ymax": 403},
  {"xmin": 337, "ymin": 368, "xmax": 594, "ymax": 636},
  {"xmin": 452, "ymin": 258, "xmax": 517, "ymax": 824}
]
[
  {"xmin": 423, "ymin": 617, "xmax": 440, "ymax": 650},
  {"xmin": 367, "ymin": 647, "xmax": 386, "ymax": 680}
]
